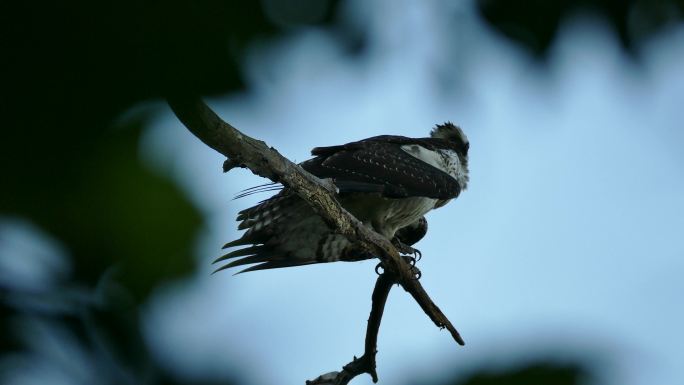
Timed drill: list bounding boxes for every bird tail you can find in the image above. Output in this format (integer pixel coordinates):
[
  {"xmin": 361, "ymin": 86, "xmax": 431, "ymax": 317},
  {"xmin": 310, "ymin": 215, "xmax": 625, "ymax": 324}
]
[{"xmin": 215, "ymin": 191, "xmax": 353, "ymax": 274}]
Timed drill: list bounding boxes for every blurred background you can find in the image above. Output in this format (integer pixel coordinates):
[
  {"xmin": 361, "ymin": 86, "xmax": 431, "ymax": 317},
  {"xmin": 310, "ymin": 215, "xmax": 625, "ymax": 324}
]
[{"xmin": 2, "ymin": 0, "xmax": 684, "ymax": 384}]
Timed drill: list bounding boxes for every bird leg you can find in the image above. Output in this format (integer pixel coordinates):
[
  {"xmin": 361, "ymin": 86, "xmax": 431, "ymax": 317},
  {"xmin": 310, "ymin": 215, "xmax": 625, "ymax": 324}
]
[{"xmin": 391, "ymin": 238, "xmax": 422, "ymax": 261}]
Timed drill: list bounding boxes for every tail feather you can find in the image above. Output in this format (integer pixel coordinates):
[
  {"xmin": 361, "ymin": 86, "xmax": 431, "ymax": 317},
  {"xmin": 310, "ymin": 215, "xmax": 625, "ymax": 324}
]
[
  {"xmin": 236, "ymin": 191, "xmax": 292, "ymax": 221},
  {"xmin": 214, "ymin": 245, "xmax": 268, "ymax": 263},
  {"xmin": 235, "ymin": 191, "xmax": 302, "ymax": 231},
  {"xmin": 219, "ymin": 187, "xmax": 355, "ymax": 273},
  {"xmin": 222, "ymin": 229, "xmax": 272, "ymax": 248},
  {"xmin": 234, "ymin": 260, "xmax": 317, "ymax": 274},
  {"xmin": 216, "ymin": 251, "xmax": 284, "ymax": 271},
  {"xmin": 213, "ymin": 244, "xmax": 315, "ymax": 274},
  {"xmin": 237, "ymin": 210, "xmax": 287, "ymax": 230}
]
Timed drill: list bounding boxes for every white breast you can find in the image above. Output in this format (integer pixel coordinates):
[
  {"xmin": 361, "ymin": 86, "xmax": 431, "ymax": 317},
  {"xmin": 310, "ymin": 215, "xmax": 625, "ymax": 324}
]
[{"xmin": 382, "ymin": 196, "xmax": 438, "ymax": 238}]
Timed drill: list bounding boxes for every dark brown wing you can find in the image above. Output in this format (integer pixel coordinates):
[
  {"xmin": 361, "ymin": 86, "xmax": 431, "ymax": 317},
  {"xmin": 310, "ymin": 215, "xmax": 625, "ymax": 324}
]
[{"xmin": 301, "ymin": 139, "xmax": 461, "ymax": 199}]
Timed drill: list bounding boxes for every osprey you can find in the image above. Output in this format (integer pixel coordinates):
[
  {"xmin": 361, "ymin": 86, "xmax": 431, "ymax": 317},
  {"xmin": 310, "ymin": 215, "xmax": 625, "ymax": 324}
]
[{"xmin": 216, "ymin": 122, "xmax": 469, "ymax": 273}]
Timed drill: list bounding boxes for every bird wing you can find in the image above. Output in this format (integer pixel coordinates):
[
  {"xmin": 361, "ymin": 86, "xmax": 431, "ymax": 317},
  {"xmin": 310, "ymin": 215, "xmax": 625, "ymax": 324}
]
[{"xmin": 302, "ymin": 139, "xmax": 461, "ymax": 199}]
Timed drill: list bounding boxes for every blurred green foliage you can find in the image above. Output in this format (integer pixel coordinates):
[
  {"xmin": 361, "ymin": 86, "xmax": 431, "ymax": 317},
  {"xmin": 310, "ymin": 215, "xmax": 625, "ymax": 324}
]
[
  {"xmin": 1, "ymin": 0, "xmax": 340, "ymax": 301},
  {"xmin": 4, "ymin": 116, "xmax": 202, "ymax": 300}
]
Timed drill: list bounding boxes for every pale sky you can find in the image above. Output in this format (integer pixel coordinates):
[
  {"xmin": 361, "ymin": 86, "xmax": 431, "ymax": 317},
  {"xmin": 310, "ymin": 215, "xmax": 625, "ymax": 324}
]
[{"xmin": 140, "ymin": 1, "xmax": 684, "ymax": 384}]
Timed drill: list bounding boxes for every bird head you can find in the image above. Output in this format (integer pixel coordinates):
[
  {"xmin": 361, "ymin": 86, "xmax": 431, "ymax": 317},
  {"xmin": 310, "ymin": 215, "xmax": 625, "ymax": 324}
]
[{"xmin": 430, "ymin": 122, "xmax": 469, "ymax": 157}]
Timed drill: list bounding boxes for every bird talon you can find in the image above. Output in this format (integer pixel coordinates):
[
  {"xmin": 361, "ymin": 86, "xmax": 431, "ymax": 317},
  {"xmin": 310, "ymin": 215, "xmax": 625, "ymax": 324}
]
[{"xmin": 401, "ymin": 255, "xmax": 416, "ymax": 267}]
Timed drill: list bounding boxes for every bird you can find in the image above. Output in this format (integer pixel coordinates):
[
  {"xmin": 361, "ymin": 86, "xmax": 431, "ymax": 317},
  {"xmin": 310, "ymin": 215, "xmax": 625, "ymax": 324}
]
[{"xmin": 215, "ymin": 122, "xmax": 469, "ymax": 274}]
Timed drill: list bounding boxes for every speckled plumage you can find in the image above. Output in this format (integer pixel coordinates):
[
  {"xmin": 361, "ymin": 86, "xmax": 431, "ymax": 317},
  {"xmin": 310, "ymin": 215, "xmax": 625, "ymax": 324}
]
[{"xmin": 215, "ymin": 122, "xmax": 469, "ymax": 273}]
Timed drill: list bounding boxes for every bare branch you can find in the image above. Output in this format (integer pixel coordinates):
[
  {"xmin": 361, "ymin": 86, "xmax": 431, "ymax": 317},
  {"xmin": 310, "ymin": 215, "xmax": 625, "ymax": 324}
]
[
  {"xmin": 167, "ymin": 95, "xmax": 465, "ymax": 382},
  {"xmin": 307, "ymin": 270, "xmax": 396, "ymax": 384}
]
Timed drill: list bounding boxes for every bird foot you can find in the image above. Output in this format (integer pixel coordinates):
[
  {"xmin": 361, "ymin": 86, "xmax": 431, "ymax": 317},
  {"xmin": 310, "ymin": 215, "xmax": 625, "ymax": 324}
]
[
  {"xmin": 401, "ymin": 255, "xmax": 417, "ymax": 267},
  {"xmin": 375, "ymin": 256, "xmax": 422, "ymax": 280},
  {"xmin": 392, "ymin": 239, "xmax": 422, "ymax": 261}
]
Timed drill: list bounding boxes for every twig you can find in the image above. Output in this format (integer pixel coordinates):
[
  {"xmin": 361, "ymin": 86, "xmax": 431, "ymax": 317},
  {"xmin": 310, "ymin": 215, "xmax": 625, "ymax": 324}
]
[
  {"xmin": 306, "ymin": 270, "xmax": 396, "ymax": 384},
  {"xmin": 166, "ymin": 95, "xmax": 465, "ymax": 382}
]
